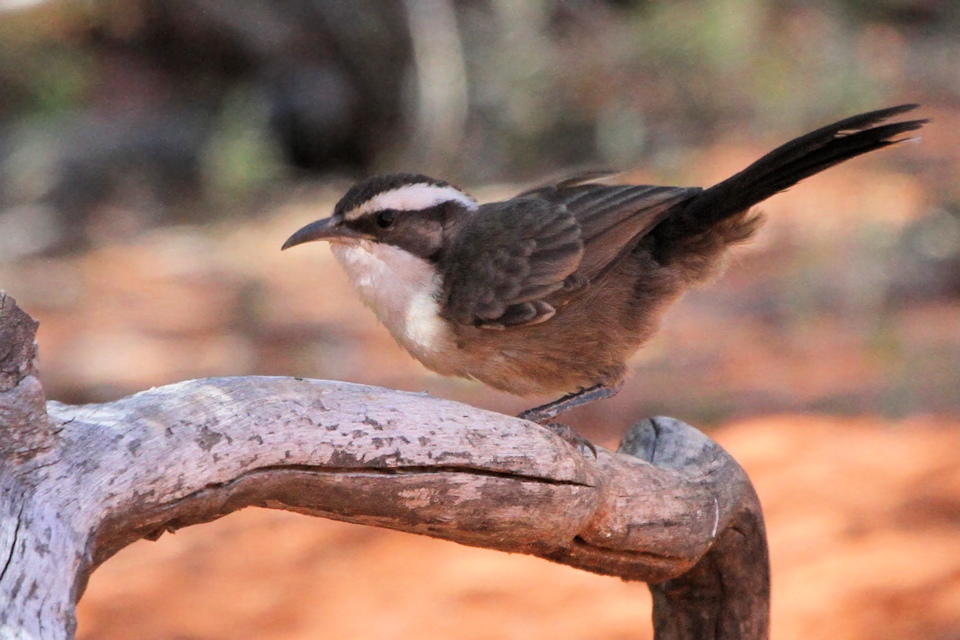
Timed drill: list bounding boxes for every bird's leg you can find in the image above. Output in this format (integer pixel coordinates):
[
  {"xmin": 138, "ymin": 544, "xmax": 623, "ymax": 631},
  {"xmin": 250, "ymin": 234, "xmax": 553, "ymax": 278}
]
[
  {"xmin": 517, "ymin": 382, "xmax": 623, "ymax": 457},
  {"xmin": 518, "ymin": 382, "xmax": 623, "ymax": 424}
]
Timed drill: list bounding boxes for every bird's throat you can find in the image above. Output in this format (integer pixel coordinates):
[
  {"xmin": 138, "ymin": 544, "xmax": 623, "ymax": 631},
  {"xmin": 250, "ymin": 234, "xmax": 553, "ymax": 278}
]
[{"xmin": 330, "ymin": 241, "xmax": 454, "ymax": 369}]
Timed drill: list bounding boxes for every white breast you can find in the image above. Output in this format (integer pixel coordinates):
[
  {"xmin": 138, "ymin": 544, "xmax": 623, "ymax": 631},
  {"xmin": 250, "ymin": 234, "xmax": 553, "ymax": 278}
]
[{"xmin": 330, "ymin": 241, "xmax": 458, "ymax": 373}]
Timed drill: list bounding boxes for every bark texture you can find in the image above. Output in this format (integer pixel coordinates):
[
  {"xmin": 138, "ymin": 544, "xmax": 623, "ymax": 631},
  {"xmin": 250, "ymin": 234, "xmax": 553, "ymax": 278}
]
[{"xmin": 0, "ymin": 292, "xmax": 769, "ymax": 639}]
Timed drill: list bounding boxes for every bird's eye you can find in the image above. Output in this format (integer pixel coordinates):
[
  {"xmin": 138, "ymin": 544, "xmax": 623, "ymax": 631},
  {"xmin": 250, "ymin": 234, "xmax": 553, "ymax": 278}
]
[{"xmin": 376, "ymin": 210, "xmax": 396, "ymax": 228}]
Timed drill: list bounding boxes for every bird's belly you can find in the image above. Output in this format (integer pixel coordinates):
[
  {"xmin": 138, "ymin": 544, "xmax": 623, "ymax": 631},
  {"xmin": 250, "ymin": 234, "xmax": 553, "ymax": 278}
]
[
  {"xmin": 382, "ymin": 306, "xmax": 623, "ymax": 396},
  {"xmin": 393, "ymin": 314, "xmax": 635, "ymax": 396},
  {"xmin": 331, "ymin": 242, "xmax": 648, "ymax": 396},
  {"xmin": 449, "ymin": 327, "xmax": 629, "ymax": 395},
  {"xmin": 440, "ymin": 284, "xmax": 663, "ymax": 395}
]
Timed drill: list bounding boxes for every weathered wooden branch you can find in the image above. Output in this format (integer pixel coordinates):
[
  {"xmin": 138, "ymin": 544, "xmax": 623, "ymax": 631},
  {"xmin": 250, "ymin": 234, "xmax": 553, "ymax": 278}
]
[{"xmin": 0, "ymin": 292, "xmax": 769, "ymax": 639}]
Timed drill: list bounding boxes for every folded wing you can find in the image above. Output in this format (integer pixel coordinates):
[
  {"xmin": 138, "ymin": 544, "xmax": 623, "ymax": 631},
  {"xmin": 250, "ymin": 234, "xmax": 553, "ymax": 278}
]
[{"xmin": 441, "ymin": 178, "xmax": 698, "ymax": 328}]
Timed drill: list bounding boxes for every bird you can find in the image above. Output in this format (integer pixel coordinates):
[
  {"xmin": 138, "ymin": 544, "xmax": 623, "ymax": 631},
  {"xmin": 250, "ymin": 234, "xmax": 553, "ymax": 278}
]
[{"xmin": 282, "ymin": 104, "xmax": 926, "ymax": 451}]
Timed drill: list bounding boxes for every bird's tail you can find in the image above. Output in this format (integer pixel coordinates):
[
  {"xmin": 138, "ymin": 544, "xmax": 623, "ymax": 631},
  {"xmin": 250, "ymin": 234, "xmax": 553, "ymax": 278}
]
[
  {"xmin": 646, "ymin": 104, "xmax": 926, "ymax": 279},
  {"xmin": 680, "ymin": 104, "xmax": 927, "ymax": 228}
]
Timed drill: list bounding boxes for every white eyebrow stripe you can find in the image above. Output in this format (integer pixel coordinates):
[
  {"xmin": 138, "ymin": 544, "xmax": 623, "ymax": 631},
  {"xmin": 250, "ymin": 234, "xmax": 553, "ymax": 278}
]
[{"xmin": 344, "ymin": 183, "xmax": 478, "ymax": 220}]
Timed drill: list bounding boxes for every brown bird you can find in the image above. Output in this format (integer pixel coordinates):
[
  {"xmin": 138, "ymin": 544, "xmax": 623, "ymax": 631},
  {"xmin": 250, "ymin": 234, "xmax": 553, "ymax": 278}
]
[{"xmin": 283, "ymin": 105, "xmax": 926, "ymax": 450}]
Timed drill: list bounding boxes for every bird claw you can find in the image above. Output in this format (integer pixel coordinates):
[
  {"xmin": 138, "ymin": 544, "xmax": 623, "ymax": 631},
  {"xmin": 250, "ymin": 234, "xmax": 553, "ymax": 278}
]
[
  {"xmin": 517, "ymin": 407, "xmax": 598, "ymax": 458},
  {"xmin": 543, "ymin": 422, "xmax": 598, "ymax": 458}
]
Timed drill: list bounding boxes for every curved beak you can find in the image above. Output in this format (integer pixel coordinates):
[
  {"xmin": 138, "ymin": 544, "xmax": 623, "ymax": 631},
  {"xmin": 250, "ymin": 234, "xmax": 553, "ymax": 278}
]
[{"xmin": 281, "ymin": 217, "xmax": 368, "ymax": 250}]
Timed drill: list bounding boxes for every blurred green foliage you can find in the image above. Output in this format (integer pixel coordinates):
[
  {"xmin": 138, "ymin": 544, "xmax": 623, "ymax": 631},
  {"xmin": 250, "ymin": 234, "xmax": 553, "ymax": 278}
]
[{"xmin": 0, "ymin": 0, "xmax": 954, "ymax": 244}]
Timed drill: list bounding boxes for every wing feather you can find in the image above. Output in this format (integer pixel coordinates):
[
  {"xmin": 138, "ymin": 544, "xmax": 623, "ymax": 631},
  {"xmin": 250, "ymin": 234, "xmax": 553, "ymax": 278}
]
[
  {"xmin": 442, "ymin": 198, "xmax": 581, "ymax": 328},
  {"xmin": 440, "ymin": 175, "xmax": 699, "ymax": 328}
]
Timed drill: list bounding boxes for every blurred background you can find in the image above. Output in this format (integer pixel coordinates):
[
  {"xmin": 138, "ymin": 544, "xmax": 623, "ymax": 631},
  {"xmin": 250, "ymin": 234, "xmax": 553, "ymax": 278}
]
[{"xmin": 0, "ymin": 0, "xmax": 958, "ymax": 638}]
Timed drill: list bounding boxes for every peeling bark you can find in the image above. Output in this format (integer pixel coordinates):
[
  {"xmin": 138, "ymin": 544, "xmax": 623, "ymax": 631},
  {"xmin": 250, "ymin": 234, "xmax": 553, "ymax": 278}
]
[{"xmin": 0, "ymin": 292, "xmax": 769, "ymax": 639}]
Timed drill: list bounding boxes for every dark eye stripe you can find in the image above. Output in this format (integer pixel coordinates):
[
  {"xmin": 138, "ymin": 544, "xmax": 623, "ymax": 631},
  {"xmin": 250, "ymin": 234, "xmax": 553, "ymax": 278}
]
[{"xmin": 377, "ymin": 210, "xmax": 396, "ymax": 228}]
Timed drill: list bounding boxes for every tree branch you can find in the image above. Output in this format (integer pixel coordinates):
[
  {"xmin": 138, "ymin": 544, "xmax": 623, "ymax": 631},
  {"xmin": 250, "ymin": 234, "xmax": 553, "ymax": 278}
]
[{"xmin": 0, "ymin": 292, "xmax": 769, "ymax": 639}]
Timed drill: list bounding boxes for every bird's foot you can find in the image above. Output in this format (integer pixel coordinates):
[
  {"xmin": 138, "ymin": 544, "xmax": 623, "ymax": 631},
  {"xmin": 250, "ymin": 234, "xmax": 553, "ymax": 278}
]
[
  {"xmin": 542, "ymin": 423, "xmax": 598, "ymax": 458},
  {"xmin": 518, "ymin": 382, "xmax": 622, "ymax": 458}
]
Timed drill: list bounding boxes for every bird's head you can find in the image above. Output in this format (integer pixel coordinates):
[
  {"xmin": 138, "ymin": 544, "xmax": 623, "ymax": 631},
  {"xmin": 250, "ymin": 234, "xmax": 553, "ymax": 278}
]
[{"xmin": 282, "ymin": 173, "xmax": 478, "ymax": 261}]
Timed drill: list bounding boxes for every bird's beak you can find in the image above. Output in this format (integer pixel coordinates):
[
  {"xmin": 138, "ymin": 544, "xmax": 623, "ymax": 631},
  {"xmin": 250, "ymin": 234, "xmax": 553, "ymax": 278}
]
[{"xmin": 281, "ymin": 217, "xmax": 368, "ymax": 250}]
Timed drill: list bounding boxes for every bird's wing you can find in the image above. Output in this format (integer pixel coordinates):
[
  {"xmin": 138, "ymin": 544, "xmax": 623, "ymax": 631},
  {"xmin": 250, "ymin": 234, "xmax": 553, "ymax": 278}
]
[
  {"xmin": 536, "ymin": 181, "xmax": 701, "ymax": 282},
  {"xmin": 514, "ymin": 169, "xmax": 620, "ymax": 198},
  {"xmin": 441, "ymin": 197, "xmax": 583, "ymax": 328},
  {"xmin": 440, "ymin": 179, "xmax": 699, "ymax": 329}
]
